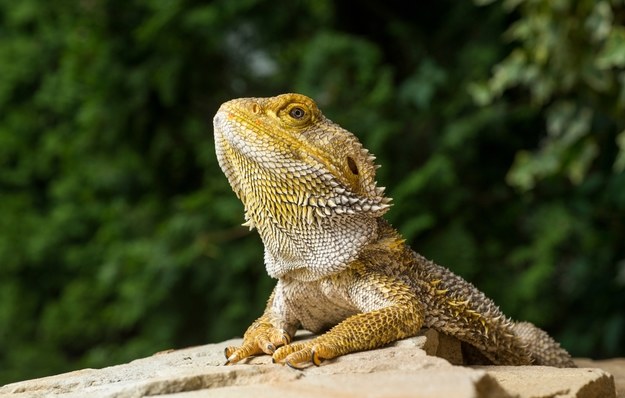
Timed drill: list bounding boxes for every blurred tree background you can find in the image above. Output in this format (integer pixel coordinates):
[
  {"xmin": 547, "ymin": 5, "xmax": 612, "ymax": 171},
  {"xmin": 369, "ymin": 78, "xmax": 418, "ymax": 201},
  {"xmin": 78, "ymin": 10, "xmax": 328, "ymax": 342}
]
[{"xmin": 1, "ymin": 0, "xmax": 624, "ymax": 385}]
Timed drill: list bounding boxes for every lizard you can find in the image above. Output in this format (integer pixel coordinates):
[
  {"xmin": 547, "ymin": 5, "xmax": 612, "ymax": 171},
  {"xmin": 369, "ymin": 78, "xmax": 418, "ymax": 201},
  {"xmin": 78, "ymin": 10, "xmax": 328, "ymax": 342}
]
[{"xmin": 213, "ymin": 93, "xmax": 575, "ymax": 369}]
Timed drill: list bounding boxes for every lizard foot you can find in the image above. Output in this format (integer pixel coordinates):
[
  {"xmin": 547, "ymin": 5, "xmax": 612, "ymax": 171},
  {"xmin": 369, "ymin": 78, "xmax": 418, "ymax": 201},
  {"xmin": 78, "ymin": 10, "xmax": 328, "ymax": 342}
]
[
  {"xmin": 224, "ymin": 324, "xmax": 291, "ymax": 365},
  {"xmin": 272, "ymin": 339, "xmax": 332, "ymax": 369}
]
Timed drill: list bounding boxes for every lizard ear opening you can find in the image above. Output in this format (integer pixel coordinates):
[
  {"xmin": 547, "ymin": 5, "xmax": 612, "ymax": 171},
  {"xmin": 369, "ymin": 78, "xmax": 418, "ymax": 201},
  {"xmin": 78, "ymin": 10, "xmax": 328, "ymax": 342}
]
[{"xmin": 346, "ymin": 156, "xmax": 359, "ymax": 175}]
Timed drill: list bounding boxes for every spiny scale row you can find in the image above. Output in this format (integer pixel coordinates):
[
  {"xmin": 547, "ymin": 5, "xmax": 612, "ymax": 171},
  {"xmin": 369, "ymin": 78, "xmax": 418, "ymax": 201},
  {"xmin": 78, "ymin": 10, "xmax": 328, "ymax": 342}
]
[
  {"xmin": 296, "ymin": 174, "xmax": 392, "ymax": 213},
  {"xmin": 303, "ymin": 194, "xmax": 392, "ymax": 210}
]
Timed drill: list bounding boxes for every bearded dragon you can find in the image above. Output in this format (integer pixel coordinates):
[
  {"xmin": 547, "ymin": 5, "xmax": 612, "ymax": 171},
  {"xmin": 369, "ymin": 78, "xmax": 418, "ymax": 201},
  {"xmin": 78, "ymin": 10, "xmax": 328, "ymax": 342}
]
[{"xmin": 213, "ymin": 93, "xmax": 575, "ymax": 369}]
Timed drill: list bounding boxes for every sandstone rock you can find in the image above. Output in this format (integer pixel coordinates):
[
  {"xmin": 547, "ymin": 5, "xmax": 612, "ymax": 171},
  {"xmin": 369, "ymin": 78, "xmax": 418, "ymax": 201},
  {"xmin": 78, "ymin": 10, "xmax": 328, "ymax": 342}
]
[
  {"xmin": 481, "ymin": 366, "xmax": 615, "ymax": 398},
  {"xmin": 576, "ymin": 358, "xmax": 625, "ymax": 398},
  {"xmin": 0, "ymin": 330, "xmax": 618, "ymax": 398}
]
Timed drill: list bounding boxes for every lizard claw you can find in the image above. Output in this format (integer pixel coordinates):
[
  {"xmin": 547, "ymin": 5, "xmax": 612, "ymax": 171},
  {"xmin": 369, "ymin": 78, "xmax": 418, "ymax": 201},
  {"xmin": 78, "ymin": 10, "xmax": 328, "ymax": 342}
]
[
  {"xmin": 285, "ymin": 359, "xmax": 306, "ymax": 370},
  {"xmin": 311, "ymin": 349, "xmax": 322, "ymax": 366},
  {"xmin": 224, "ymin": 346, "xmax": 237, "ymax": 365},
  {"xmin": 224, "ymin": 346, "xmax": 235, "ymax": 359}
]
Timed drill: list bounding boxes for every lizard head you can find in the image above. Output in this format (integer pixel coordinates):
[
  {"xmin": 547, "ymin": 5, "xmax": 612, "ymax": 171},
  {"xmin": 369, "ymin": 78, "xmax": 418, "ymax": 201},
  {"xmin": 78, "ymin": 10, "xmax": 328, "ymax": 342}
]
[
  {"xmin": 213, "ymin": 93, "xmax": 392, "ymax": 279},
  {"xmin": 213, "ymin": 93, "xmax": 391, "ymax": 223}
]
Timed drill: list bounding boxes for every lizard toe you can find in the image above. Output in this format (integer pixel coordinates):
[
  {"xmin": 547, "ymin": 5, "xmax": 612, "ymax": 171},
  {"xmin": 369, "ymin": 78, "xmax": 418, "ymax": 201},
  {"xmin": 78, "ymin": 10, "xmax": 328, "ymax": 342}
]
[{"xmin": 273, "ymin": 341, "xmax": 321, "ymax": 368}]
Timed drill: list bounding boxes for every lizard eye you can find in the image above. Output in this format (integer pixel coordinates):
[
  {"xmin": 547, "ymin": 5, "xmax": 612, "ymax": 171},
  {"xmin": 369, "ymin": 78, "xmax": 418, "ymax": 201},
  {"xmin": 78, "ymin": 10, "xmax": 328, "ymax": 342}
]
[
  {"xmin": 289, "ymin": 106, "xmax": 306, "ymax": 119},
  {"xmin": 279, "ymin": 100, "xmax": 313, "ymax": 127},
  {"xmin": 346, "ymin": 156, "xmax": 359, "ymax": 175}
]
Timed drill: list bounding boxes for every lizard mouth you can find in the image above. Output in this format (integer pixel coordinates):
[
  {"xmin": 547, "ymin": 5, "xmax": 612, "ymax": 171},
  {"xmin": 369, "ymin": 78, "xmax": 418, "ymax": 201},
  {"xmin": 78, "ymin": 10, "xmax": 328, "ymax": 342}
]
[{"xmin": 213, "ymin": 109, "xmax": 256, "ymax": 159}]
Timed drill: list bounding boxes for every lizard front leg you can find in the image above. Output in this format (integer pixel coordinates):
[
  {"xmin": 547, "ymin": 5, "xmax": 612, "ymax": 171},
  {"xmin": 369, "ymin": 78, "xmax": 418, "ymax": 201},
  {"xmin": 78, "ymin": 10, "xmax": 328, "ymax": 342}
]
[
  {"xmin": 225, "ymin": 289, "xmax": 298, "ymax": 364},
  {"xmin": 273, "ymin": 272, "xmax": 425, "ymax": 368}
]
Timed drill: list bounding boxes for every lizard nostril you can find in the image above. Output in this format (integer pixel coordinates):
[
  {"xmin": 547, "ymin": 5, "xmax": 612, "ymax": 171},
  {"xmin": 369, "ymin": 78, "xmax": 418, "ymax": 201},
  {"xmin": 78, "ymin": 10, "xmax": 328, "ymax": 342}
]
[{"xmin": 251, "ymin": 103, "xmax": 261, "ymax": 114}]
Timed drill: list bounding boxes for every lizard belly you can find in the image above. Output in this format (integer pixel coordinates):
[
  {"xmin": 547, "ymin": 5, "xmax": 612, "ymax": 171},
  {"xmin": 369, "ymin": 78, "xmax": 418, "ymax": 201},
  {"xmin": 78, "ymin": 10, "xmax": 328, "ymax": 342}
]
[{"xmin": 275, "ymin": 277, "xmax": 359, "ymax": 334}]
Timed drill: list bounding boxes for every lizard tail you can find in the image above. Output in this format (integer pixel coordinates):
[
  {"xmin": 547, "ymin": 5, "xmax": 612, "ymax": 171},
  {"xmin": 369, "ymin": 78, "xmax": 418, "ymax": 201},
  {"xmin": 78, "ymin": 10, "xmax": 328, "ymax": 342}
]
[{"xmin": 513, "ymin": 321, "xmax": 576, "ymax": 368}]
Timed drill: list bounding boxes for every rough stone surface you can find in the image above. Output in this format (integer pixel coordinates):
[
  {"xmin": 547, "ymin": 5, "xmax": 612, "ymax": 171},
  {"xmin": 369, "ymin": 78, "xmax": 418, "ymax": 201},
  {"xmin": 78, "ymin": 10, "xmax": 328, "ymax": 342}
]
[
  {"xmin": 481, "ymin": 366, "xmax": 615, "ymax": 398},
  {"xmin": 0, "ymin": 330, "xmax": 619, "ymax": 398},
  {"xmin": 576, "ymin": 358, "xmax": 625, "ymax": 398}
]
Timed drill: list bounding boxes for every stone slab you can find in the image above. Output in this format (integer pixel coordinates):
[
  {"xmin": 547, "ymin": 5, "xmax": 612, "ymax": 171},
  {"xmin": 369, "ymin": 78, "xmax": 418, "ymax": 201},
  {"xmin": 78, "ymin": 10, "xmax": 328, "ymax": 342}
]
[{"xmin": 0, "ymin": 330, "xmax": 618, "ymax": 398}]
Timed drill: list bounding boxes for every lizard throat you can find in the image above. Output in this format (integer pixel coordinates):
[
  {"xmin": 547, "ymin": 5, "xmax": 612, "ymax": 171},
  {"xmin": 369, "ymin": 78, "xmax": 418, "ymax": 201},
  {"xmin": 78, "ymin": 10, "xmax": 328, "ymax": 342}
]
[
  {"xmin": 258, "ymin": 210, "xmax": 379, "ymax": 281},
  {"xmin": 227, "ymin": 172, "xmax": 381, "ymax": 281}
]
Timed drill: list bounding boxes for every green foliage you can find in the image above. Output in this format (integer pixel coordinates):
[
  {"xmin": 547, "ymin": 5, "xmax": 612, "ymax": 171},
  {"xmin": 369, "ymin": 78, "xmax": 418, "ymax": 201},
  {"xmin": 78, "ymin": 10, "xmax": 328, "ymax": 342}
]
[
  {"xmin": 472, "ymin": 0, "xmax": 625, "ymax": 189},
  {"xmin": 0, "ymin": 0, "xmax": 623, "ymax": 385},
  {"xmin": 469, "ymin": 0, "xmax": 625, "ymax": 356}
]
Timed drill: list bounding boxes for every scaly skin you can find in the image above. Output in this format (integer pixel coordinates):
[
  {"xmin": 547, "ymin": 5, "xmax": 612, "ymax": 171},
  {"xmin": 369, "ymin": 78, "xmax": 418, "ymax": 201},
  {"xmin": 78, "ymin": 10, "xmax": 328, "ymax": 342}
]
[{"xmin": 213, "ymin": 93, "xmax": 575, "ymax": 368}]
